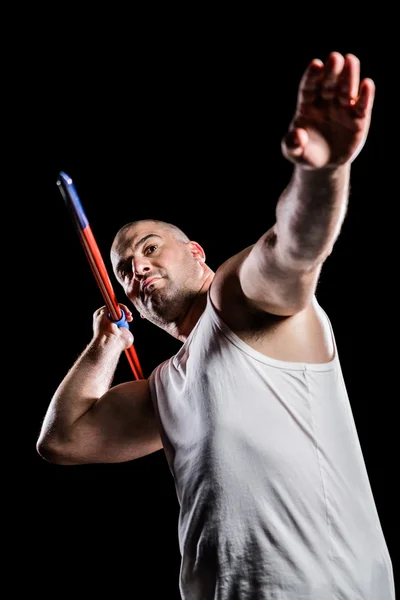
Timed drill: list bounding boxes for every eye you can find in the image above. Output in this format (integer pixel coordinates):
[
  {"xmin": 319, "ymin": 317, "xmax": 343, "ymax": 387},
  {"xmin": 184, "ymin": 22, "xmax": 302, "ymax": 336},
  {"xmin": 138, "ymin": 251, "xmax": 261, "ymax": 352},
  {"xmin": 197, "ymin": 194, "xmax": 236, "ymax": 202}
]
[
  {"xmin": 145, "ymin": 244, "xmax": 158, "ymax": 255},
  {"xmin": 119, "ymin": 265, "xmax": 132, "ymax": 279}
]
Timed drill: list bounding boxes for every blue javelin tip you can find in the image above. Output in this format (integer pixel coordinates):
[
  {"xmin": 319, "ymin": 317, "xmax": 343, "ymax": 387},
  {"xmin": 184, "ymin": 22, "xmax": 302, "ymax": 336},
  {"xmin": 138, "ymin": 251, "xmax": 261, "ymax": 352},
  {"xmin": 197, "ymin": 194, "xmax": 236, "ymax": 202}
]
[
  {"xmin": 57, "ymin": 171, "xmax": 89, "ymax": 230},
  {"xmin": 58, "ymin": 171, "xmax": 73, "ymax": 185}
]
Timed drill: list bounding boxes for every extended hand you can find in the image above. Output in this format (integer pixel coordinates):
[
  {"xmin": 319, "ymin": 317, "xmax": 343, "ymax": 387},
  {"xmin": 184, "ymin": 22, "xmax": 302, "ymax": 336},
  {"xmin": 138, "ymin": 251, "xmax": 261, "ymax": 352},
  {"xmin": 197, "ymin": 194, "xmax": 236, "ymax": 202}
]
[{"xmin": 281, "ymin": 52, "xmax": 375, "ymax": 168}]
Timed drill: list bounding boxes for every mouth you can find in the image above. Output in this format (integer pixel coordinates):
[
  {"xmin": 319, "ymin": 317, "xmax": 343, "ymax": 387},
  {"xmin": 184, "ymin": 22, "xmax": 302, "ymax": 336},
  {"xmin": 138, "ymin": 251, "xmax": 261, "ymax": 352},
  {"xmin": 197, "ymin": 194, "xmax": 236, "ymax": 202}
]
[{"xmin": 142, "ymin": 277, "xmax": 162, "ymax": 293}]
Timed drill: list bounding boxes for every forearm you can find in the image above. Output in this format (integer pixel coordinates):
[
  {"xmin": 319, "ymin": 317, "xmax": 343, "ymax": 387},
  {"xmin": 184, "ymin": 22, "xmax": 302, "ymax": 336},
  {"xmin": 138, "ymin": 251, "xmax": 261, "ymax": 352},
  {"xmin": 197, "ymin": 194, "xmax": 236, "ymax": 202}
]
[
  {"xmin": 38, "ymin": 334, "xmax": 124, "ymax": 445},
  {"xmin": 275, "ymin": 164, "xmax": 350, "ymax": 267}
]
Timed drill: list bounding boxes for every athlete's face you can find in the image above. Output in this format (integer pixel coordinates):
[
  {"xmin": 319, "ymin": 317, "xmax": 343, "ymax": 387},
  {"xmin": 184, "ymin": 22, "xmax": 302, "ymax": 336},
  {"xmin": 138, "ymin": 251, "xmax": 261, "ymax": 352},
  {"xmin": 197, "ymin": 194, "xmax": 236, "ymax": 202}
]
[{"xmin": 111, "ymin": 222, "xmax": 205, "ymax": 327}]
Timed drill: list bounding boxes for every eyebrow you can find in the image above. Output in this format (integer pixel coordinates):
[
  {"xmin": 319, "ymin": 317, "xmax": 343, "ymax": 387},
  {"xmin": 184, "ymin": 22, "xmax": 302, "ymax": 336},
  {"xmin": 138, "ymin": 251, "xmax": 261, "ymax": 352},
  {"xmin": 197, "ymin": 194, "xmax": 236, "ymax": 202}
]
[
  {"xmin": 115, "ymin": 234, "xmax": 162, "ymax": 273},
  {"xmin": 133, "ymin": 233, "xmax": 162, "ymax": 253}
]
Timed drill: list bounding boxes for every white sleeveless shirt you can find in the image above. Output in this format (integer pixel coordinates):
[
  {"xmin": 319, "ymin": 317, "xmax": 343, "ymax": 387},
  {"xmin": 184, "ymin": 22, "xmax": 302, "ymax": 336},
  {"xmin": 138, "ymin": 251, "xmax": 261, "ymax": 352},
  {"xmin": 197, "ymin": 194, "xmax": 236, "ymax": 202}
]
[{"xmin": 149, "ymin": 292, "xmax": 394, "ymax": 600}]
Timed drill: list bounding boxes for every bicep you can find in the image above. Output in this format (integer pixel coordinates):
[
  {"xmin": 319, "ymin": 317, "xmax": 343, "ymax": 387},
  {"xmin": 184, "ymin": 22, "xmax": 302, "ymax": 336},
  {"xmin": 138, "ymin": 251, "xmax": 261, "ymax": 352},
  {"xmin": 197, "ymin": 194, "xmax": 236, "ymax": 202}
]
[
  {"xmin": 239, "ymin": 227, "xmax": 323, "ymax": 316},
  {"xmin": 67, "ymin": 379, "xmax": 163, "ymax": 464}
]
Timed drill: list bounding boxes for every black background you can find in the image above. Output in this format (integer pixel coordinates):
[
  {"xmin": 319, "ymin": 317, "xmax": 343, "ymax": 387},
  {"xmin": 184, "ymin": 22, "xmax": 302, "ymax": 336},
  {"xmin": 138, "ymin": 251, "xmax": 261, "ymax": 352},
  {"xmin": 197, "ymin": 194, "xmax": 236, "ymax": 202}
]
[{"xmin": 21, "ymin": 29, "xmax": 395, "ymax": 599}]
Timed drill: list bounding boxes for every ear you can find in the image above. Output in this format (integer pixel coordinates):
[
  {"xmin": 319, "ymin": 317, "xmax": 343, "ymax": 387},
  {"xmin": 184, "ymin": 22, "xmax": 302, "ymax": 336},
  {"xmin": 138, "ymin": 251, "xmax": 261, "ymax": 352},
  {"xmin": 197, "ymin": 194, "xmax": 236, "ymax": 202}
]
[{"xmin": 188, "ymin": 241, "xmax": 206, "ymax": 263}]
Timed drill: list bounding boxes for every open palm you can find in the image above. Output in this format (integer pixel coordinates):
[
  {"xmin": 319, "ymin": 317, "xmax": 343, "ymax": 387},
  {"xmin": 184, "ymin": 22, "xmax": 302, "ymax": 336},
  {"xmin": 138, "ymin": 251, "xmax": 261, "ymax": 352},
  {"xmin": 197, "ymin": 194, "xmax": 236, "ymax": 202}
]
[{"xmin": 282, "ymin": 52, "xmax": 375, "ymax": 168}]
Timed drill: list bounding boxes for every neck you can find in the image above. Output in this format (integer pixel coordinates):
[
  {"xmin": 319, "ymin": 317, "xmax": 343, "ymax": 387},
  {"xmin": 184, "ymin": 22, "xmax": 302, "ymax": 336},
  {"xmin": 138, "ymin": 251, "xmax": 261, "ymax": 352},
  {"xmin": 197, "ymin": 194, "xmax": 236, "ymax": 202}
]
[{"xmin": 172, "ymin": 270, "xmax": 214, "ymax": 342}]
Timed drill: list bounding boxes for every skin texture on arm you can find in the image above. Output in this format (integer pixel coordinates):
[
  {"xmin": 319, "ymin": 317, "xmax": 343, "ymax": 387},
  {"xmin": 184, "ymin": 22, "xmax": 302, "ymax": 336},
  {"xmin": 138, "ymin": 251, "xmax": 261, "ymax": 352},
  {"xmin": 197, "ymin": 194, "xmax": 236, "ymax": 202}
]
[
  {"xmin": 37, "ymin": 305, "xmax": 162, "ymax": 465},
  {"xmin": 238, "ymin": 52, "xmax": 375, "ymax": 316}
]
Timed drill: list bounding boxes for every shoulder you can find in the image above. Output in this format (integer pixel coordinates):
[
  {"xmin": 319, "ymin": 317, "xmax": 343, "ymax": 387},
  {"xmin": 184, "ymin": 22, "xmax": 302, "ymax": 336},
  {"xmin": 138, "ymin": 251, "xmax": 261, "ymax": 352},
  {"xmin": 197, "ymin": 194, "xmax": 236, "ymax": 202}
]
[{"xmin": 148, "ymin": 358, "xmax": 171, "ymax": 383}]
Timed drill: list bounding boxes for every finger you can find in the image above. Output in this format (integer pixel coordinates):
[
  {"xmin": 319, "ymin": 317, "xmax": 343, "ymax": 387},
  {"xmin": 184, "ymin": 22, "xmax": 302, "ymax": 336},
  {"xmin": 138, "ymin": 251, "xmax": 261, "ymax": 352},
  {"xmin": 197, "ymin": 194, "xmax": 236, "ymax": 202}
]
[
  {"xmin": 353, "ymin": 78, "xmax": 376, "ymax": 118},
  {"xmin": 337, "ymin": 53, "xmax": 360, "ymax": 106},
  {"xmin": 119, "ymin": 303, "xmax": 132, "ymax": 316},
  {"xmin": 119, "ymin": 303, "xmax": 134, "ymax": 322},
  {"xmin": 93, "ymin": 306, "xmax": 107, "ymax": 317},
  {"xmin": 297, "ymin": 58, "xmax": 324, "ymax": 108},
  {"xmin": 321, "ymin": 51, "xmax": 345, "ymax": 100}
]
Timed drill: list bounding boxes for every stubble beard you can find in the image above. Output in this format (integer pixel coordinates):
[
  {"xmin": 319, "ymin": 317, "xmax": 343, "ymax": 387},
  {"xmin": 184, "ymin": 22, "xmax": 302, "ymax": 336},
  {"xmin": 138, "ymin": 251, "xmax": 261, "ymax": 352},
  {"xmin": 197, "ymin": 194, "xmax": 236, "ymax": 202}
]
[{"xmin": 140, "ymin": 278, "xmax": 197, "ymax": 329}]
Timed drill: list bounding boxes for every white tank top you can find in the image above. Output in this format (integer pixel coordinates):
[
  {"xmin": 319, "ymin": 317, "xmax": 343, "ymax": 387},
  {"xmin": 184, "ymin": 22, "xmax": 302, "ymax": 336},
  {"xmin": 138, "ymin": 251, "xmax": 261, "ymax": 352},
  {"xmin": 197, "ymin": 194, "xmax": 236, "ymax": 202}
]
[{"xmin": 149, "ymin": 292, "xmax": 394, "ymax": 600}]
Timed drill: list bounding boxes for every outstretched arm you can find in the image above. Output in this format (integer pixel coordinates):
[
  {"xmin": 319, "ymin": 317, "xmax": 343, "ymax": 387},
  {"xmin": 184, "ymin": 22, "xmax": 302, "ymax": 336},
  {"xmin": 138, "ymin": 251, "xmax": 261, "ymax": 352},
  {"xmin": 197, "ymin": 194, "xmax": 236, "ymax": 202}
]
[
  {"xmin": 240, "ymin": 52, "xmax": 375, "ymax": 315},
  {"xmin": 37, "ymin": 305, "xmax": 162, "ymax": 465}
]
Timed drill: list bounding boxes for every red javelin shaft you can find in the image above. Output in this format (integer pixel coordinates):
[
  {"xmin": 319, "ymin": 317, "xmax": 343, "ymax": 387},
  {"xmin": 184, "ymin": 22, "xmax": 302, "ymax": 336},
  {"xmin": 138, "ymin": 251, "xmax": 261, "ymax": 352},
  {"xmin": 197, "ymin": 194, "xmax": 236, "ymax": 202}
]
[{"xmin": 56, "ymin": 171, "xmax": 144, "ymax": 380}]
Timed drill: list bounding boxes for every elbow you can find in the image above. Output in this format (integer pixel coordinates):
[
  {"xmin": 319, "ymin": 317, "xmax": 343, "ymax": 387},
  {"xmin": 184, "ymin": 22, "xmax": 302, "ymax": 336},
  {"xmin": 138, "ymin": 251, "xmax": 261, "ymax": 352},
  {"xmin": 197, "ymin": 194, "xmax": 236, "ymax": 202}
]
[
  {"xmin": 36, "ymin": 437, "xmax": 63, "ymax": 464},
  {"xmin": 36, "ymin": 440, "xmax": 58, "ymax": 464},
  {"xmin": 36, "ymin": 435, "xmax": 78, "ymax": 466}
]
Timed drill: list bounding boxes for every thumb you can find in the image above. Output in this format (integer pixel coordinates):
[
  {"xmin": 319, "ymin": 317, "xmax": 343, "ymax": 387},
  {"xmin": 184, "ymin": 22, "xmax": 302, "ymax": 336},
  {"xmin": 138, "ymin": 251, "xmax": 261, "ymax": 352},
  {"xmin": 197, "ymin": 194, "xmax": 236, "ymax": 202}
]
[{"xmin": 281, "ymin": 127, "xmax": 308, "ymax": 161}]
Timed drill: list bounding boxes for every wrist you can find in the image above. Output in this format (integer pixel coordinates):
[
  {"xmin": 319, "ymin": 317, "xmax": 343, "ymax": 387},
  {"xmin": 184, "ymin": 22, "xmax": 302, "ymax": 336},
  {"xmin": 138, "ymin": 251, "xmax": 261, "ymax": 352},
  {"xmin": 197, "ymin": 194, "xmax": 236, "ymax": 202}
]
[
  {"xmin": 293, "ymin": 163, "xmax": 350, "ymax": 190},
  {"xmin": 88, "ymin": 332, "xmax": 126, "ymax": 357},
  {"xmin": 294, "ymin": 163, "xmax": 350, "ymax": 177}
]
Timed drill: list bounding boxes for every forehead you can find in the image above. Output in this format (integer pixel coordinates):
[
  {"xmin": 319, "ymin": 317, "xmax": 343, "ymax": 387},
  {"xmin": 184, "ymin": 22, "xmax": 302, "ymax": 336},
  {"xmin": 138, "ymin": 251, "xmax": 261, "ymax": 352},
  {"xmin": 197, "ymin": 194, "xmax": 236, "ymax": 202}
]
[{"xmin": 112, "ymin": 223, "xmax": 168, "ymax": 258}]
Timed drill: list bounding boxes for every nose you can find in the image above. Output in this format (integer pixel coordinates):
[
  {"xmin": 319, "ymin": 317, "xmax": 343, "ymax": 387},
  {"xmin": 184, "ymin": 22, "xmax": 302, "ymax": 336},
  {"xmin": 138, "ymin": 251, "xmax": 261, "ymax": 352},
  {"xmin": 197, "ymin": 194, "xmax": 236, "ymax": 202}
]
[{"xmin": 132, "ymin": 256, "xmax": 151, "ymax": 281}]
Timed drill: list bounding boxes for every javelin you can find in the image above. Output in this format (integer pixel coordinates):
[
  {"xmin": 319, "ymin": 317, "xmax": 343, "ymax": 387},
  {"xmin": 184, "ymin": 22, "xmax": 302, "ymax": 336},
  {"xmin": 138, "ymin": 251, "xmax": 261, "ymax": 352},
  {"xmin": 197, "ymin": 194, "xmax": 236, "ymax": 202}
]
[{"xmin": 56, "ymin": 171, "xmax": 144, "ymax": 380}]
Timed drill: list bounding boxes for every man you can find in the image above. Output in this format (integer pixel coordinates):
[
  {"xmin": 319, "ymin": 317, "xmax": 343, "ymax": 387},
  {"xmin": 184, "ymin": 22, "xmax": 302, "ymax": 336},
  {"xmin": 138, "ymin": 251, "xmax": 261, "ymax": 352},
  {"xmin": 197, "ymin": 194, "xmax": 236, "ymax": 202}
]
[{"xmin": 37, "ymin": 52, "xmax": 395, "ymax": 599}]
